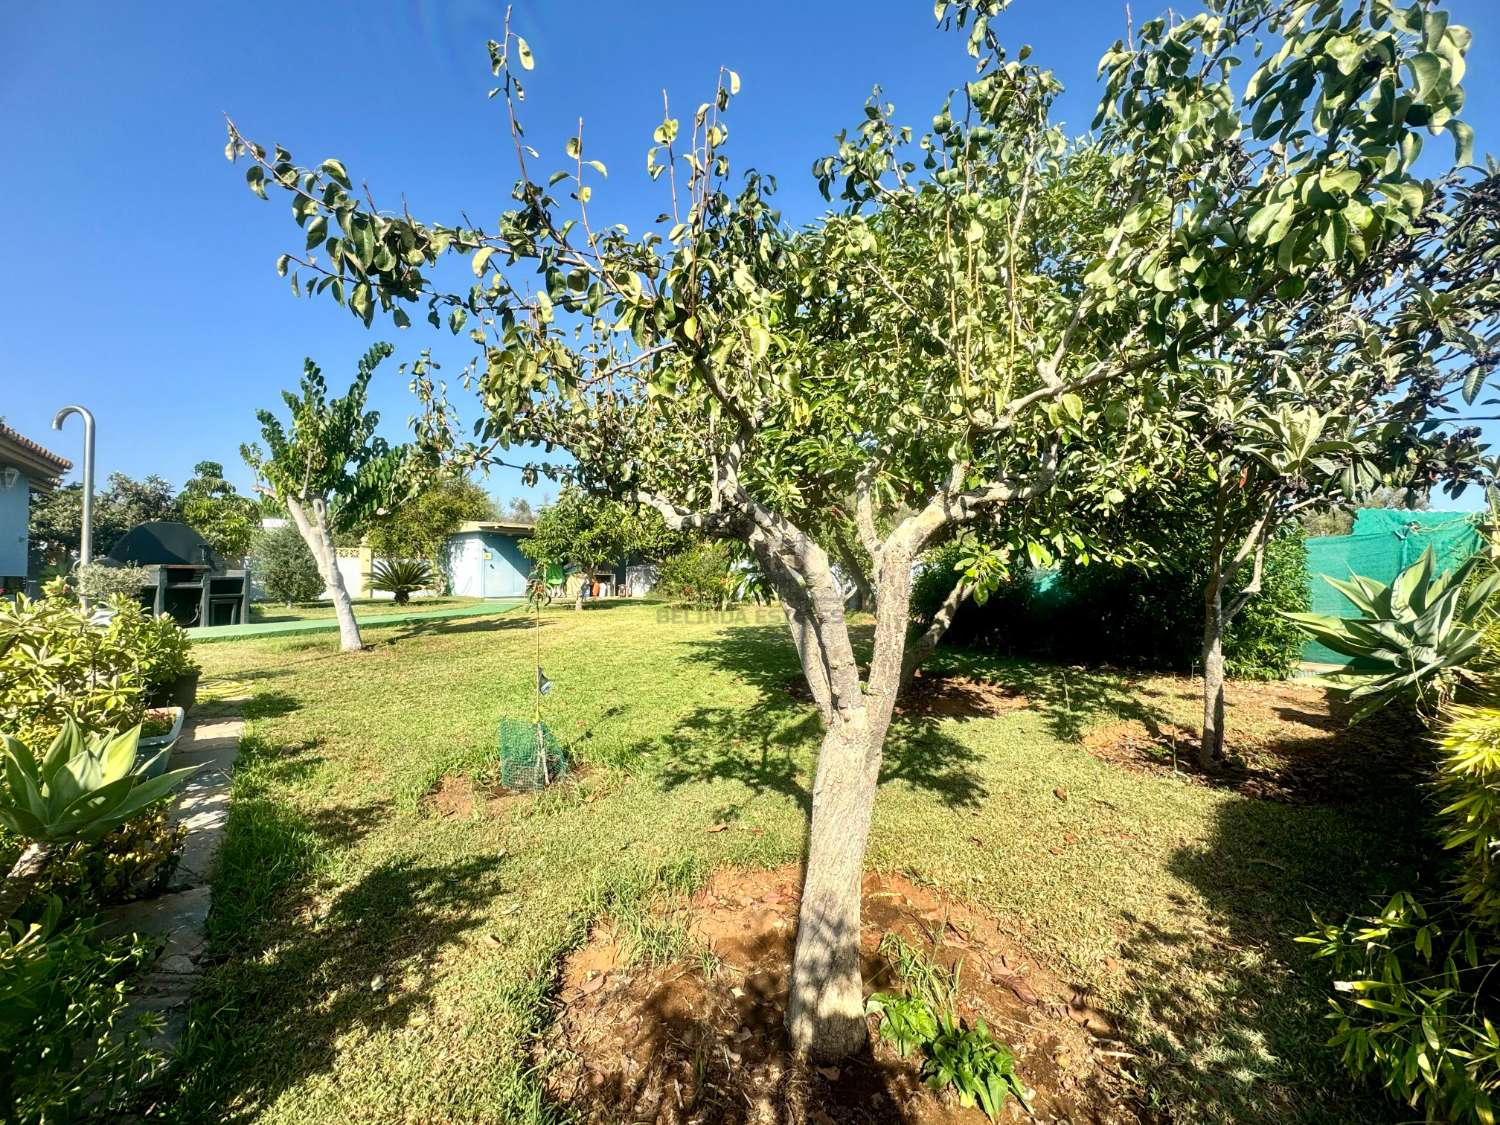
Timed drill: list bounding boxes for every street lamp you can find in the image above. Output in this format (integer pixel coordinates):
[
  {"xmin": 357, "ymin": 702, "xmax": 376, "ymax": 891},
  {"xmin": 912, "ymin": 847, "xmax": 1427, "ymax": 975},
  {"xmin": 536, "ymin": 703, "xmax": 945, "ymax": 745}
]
[{"xmin": 52, "ymin": 405, "xmax": 96, "ymax": 567}]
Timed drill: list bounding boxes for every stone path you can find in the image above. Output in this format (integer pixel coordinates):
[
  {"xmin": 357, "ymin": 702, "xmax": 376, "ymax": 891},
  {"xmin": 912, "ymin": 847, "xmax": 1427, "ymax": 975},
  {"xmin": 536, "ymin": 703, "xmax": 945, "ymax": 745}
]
[{"xmin": 99, "ymin": 707, "xmax": 244, "ymax": 1057}]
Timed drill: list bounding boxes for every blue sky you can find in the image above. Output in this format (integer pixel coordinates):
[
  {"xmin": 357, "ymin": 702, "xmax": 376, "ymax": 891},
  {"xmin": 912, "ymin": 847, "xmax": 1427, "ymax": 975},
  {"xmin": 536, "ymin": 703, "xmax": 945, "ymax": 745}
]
[{"xmin": 3, "ymin": 0, "xmax": 1498, "ymax": 509}]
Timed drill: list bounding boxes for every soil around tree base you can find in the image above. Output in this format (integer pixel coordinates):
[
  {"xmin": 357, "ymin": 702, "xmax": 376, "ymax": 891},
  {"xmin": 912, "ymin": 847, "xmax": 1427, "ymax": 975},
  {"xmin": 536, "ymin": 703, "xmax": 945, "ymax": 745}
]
[{"xmin": 542, "ymin": 865, "xmax": 1145, "ymax": 1124}]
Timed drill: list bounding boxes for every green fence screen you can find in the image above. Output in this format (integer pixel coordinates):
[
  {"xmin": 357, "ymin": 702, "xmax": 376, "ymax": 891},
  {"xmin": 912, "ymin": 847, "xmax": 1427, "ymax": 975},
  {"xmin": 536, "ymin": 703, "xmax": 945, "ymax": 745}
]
[{"xmin": 1303, "ymin": 509, "xmax": 1484, "ymax": 663}]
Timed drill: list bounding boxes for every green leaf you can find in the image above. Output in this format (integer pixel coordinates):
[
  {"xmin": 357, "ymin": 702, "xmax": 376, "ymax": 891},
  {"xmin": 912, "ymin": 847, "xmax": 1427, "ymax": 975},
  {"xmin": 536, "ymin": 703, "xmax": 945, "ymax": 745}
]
[
  {"xmin": 1451, "ymin": 120, "xmax": 1475, "ymax": 165},
  {"xmin": 321, "ymin": 158, "xmax": 351, "ymax": 187},
  {"xmin": 516, "ymin": 36, "xmax": 534, "ymax": 70},
  {"xmin": 472, "ymin": 247, "xmax": 496, "ymax": 277},
  {"xmin": 1408, "ymin": 52, "xmax": 1444, "ymax": 99}
]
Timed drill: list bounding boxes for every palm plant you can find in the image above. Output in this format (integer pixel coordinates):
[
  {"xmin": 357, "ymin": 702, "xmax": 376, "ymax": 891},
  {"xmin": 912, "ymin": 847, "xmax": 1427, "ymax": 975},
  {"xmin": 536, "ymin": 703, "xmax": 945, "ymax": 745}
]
[
  {"xmin": 369, "ymin": 558, "xmax": 434, "ymax": 605},
  {"xmin": 0, "ymin": 721, "xmax": 197, "ymax": 919},
  {"xmin": 1285, "ymin": 548, "xmax": 1499, "ymax": 721}
]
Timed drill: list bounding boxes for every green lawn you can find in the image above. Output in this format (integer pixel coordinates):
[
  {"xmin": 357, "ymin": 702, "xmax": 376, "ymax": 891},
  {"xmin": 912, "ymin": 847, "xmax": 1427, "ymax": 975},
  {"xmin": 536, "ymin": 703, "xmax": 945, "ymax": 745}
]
[
  {"xmin": 170, "ymin": 601, "xmax": 1419, "ymax": 1123},
  {"xmin": 249, "ymin": 596, "xmax": 486, "ymax": 623}
]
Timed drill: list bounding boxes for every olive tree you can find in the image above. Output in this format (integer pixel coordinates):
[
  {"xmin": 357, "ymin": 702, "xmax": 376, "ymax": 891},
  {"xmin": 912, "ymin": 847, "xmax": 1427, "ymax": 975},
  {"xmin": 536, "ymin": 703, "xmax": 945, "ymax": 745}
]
[
  {"xmin": 241, "ymin": 344, "xmax": 413, "ymax": 652},
  {"xmin": 226, "ymin": 0, "xmax": 1478, "ymax": 1057}
]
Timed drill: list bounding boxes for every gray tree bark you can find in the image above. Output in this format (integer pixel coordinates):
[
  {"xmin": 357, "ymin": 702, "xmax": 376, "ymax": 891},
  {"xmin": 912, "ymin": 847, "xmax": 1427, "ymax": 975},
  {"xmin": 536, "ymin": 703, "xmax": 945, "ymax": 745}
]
[
  {"xmin": 1200, "ymin": 579, "xmax": 1227, "ymax": 769},
  {"xmin": 287, "ymin": 495, "xmax": 364, "ymax": 652},
  {"xmin": 785, "ymin": 712, "xmax": 882, "ymax": 1059},
  {"xmin": 0, "ymin": 842, "xmax": 52, "ymax": 921}
]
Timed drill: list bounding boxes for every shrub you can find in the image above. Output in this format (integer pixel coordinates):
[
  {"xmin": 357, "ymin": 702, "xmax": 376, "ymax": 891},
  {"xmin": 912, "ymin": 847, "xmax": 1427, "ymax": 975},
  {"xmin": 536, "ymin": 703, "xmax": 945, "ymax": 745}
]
[
  {"xmin": 72, "ymin": 563, "xmax": 152, "ymax": 603},
  {"xmin": 1299, "ymin": 700, "xmax": 1500, "ymax": 1123},
  {"xmin": 250, "ymin": 525, "xmax": 323, "ymax": 605},
  {"xmin": 0, "ymin": 900, "xmax": 163, "ymax": 1123},
  {"xmin": 1225, "ymin": 531, "xmax": 1310, "ymax": 680},
  {"xmin": 12, "ymin": 808, "xmax": 184, "ymax": 922},
  {"xmin": 656, "ymin": 542, "xmax": 737, "ymax": 610},
  {"xmin": 0, "ymin": 595, "xmax": 144, "ymax": 746},
  {"xmin": 369, "ymin": 558, "xmax": 434, "ymax": 605},
  {"xmin": 0, "ymin": 721, "xmax": 197, "ymax": 920},
  {"xmin": 910, "ymin": 529, "xmax": 1310, "ymax": 677},
  {"xmin": 1286, "ymin": 547, "xmax": 1497, "ymax": 721},
  {"xmin": 103, "ymin": 599, "xmax": 198, "ymax": 697},
  {"xmin": 865, "ymin": 935, "xmax": 1027, "ymax": 1120}
]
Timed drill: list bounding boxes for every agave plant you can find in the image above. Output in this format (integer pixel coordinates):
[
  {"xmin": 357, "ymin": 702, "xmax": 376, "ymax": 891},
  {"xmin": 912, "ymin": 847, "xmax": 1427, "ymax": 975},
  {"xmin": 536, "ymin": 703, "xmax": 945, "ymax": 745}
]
[
  {"xmin": 1285, "ymin": 547, "xmax": 1500, "ymax": 721},
  {"xmin": 369, "ymin": 558, "xmax": 434, "ymax": 605},
  {"xmin": 0, "ymin": 721, "xmax": 197, "ymax": 919}
]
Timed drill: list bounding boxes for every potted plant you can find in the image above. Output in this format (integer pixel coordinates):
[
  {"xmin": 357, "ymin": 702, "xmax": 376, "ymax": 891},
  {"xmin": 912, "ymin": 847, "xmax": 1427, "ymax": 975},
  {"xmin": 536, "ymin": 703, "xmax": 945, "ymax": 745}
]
[
  {"xmin": 135, "ymin": 706, "xmax": 186, "ymax": 768},
  {"xmin": 106, "ymin": 602, "xmax": 201, "ymax": 711}
]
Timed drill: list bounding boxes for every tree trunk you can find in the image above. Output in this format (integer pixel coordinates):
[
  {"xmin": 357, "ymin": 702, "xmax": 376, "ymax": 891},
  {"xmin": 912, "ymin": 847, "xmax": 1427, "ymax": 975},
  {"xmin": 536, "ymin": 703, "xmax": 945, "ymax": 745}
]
[
  {"xmin": 287, "ymin": 496, "xmax": 364, "ymax": 652},
  {"xmin": 781, "ymin": 601, "xmax": 833, "ymax": 722},
  {"xmin": 0, "ymin": 841, "xmax": 53, "ymax": 920},
  {"xmin": 1200, "ymin": 580, "xmax": 1227, "ymax": 770},
  {"xmin": 786, "ymin": 711, "xmax": 882, "ymax": 1059}
]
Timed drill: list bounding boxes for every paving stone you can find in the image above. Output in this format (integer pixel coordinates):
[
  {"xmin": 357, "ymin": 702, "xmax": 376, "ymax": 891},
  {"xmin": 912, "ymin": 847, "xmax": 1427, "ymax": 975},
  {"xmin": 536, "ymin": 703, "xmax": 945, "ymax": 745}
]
[{"xmin": 97, "ymin": 709, "xmax": 244, "ymax": 1064}]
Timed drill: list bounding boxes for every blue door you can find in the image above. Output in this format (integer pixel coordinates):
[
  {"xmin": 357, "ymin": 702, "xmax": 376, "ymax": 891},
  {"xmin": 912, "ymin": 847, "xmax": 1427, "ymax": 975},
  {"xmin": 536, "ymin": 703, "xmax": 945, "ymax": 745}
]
[{"xmin": 480, "ymin": 534, "xmax": 528, "ymax": 597}]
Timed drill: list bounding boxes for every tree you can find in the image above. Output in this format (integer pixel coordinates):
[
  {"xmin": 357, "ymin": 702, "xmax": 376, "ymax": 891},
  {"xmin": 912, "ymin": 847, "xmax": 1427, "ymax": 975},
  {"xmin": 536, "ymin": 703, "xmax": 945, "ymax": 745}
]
[
  {"xmin": 364, "ymin": 473, "xmax": 495, "ymax": 585},
  {"xmin": 228, "ymin": 0, "xmax": 1482, "ymax": 1058},
  {"xmin": 503, "ymin": 496, "xmax": 535, "ymax": 522},
  {"xmin": 1177, "ymin": 161, "xmax": 1500, "ymax": 769},
  {"xmin": 520, "ymin": 487, "xmax": 678, "ymax": 609},
  {"xmin": 178, "ymin": 461, "xmax": 261, "ymax": 561},
  {"xmin": 241, "ymin": 345, "xmax": 413, "ymax": 651},
  {"xmin": 28, "ymin": 474, "xmax": 178, "ymax": 568},
  {"xmin": 1299, "ymin": 485, "xmax": 1431, "ymax": 538},
  {"xmin": 249, "ymin": 524, "xmax": 323, "ymax": 604}
]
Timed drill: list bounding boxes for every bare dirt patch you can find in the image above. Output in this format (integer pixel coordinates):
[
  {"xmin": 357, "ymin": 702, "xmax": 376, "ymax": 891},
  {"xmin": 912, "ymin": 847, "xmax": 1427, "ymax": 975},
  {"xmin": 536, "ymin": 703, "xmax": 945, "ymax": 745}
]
[
  {"xmin": 543, "ymin": 865, "xmax": 1143, "ymax": 1124},
  {"xmin": 424, "ymin": 773, "xmax": 476, "ymax": 818},
  {"xmin": 1078, "ymin": 677, "xmax": 1425, "ymax": 803}
]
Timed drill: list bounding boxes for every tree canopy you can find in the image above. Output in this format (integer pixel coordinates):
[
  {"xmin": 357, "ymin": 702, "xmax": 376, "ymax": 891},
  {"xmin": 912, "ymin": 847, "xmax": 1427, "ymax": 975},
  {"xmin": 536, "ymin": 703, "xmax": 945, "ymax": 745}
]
[{"xmin": 228, "ymin": 0, "xmax": 1492, "ymax": 1058}]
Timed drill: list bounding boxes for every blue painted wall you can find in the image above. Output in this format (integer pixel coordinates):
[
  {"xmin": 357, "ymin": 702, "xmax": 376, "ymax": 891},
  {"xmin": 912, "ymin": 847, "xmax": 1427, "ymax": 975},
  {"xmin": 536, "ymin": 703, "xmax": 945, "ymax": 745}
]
[
  {"xmin": 0, "ymin": 475, "xmax": 31, "ymax": 577},
  {"xmin": 446, "ymin": 530, "xmax": 530, "ymax": 598}
]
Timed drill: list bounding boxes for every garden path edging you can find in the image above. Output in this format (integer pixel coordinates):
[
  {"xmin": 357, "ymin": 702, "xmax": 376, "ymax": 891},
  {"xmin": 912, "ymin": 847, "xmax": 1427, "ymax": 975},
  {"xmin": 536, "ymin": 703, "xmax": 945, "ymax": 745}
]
[{"xmin": 98, "ymin": 706, "xmax": 244, "ymax": 1056}]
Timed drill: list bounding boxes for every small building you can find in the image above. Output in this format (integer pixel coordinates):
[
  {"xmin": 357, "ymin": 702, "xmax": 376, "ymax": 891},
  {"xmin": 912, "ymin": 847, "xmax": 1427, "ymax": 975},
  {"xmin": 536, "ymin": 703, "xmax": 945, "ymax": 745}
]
[
  {"xmin": 0, "ymin": 423, "xmax": 71, "ymax": 591},
  {"xmin": 446, "ymin": 520, "xmax": 534, "ymax": 599}
]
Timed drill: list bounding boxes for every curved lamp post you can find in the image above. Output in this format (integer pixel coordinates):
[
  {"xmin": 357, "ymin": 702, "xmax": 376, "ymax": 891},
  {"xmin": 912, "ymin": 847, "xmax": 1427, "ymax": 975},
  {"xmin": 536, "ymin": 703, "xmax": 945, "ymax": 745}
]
[{"xmin": 52, "ymin": 405, "xmax": 96, "ymax": 567}]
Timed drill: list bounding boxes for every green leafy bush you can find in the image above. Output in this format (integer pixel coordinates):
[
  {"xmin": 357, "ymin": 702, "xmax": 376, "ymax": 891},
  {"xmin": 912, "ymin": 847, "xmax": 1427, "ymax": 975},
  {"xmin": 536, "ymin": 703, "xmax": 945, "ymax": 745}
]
[
  {"xmin": 369, "ymin": 558, "xmax": 434, "ymax": 605},
  {"xmin": 866, "ymin": 991, "xmax": 939, "ymax": 1057},
  {"xmin": 865, "ymin": 934, "xmax": 1028, "ymax": 1120},
  {"xmin": 249, "ymin": 524, "xmax": 323, "ymax": 605},
  {"xmin": 72, "ymin": 563, "xmax": 153, "ymax": 603},
  {"xmin": 0, "ymin": 899, "xmax": 163, "ymax": 1123},
  {"xmin": 1299, "ymin": 688, "xmax": 1500, "ymax": 1121},
  {"xmin": 8, "ymin": 808, "xmax": 184, "ymax": 922},
  {"xmin": 911, "ymin": 531, "xmax": 1309, "ymax": 678},
  {"xmin": 0, "ymin": 595, "xmax": 144, "ymax": 747},
  {"xmin": 656, "ymin": 542, "xmax": 737, "ymax": 610},
  {"xmin": 103, "ymin": 600, "xmax": 198, "ymax": 698}
]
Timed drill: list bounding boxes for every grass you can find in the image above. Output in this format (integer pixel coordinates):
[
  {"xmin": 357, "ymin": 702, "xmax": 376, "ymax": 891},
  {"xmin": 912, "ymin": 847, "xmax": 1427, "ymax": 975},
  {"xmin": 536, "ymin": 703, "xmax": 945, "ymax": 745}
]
[
  {"xmin": 249, "ymin": 596, "xmax": 486, "ymax": 623},
  {"xmin": 166, "ymin": 600, "xmax": 1425, "ymax": 1124}
]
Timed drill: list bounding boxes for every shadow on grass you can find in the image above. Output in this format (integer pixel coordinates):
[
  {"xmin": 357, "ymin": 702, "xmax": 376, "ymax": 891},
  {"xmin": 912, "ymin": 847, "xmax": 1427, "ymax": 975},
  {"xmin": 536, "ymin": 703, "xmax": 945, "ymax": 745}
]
[
  {"xmin": 633, "ymin": 623, "xmax": 989, "ymax": 815},
  {"xmin": 1106, "ymin": 767, "xmax": 1435, "ymax": 1123},
  {"xmin": 928, "ymin": 648, "xmax": 1174, "ymax": 742},
  {"xmin": 173, "ymin": 813, "xmax": 500, "ymax": 1121}
]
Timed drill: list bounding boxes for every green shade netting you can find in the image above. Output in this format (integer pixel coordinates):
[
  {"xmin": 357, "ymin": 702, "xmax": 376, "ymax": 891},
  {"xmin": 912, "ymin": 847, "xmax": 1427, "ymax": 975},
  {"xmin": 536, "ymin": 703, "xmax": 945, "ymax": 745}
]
[
  {"xmin": 1303, "ymin": 509, "xmax": 1483, "ymax": 664},
  {"xmin": 496, "ymin": 717, "xmax": 568, "ymax": 791}
]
